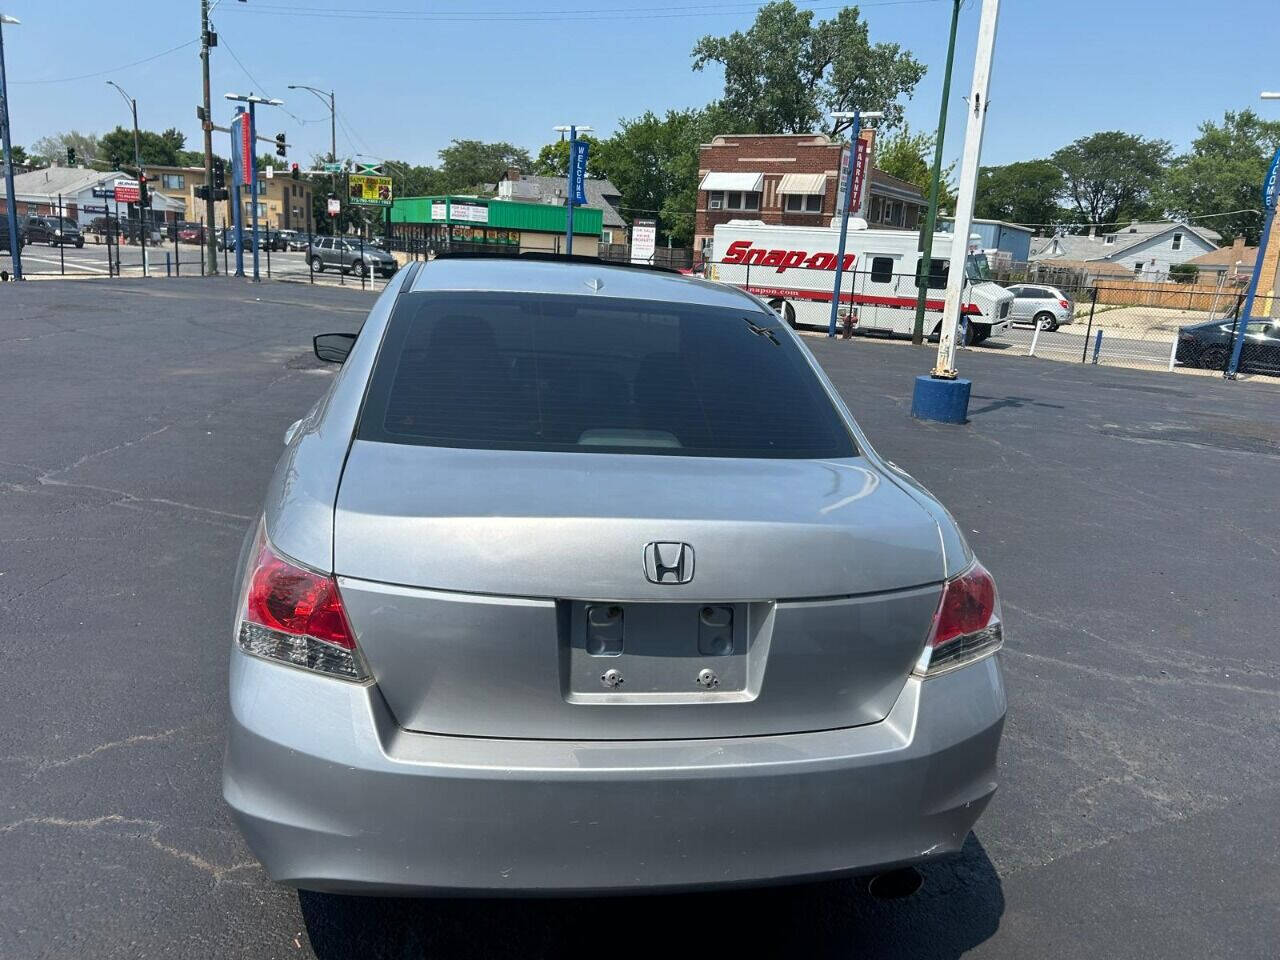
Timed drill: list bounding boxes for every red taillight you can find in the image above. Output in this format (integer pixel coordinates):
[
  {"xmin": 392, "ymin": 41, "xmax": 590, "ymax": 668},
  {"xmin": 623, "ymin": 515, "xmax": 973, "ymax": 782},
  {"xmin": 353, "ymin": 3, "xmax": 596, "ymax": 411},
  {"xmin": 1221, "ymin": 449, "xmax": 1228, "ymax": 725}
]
[
  {"xmin": 915, "ymin": 562, "xmax": 1002, "ymax": 676},
  {"xmin": 238, "ymin": 533, "xmax": 368, "ymax": 681},
  {"xmin": 1059, "ymin": 299, "xmax": 1070, "ymax": 309},
  {"xmin": 246, "ymin": 543, "xmax": 356, "ymax": 649}
]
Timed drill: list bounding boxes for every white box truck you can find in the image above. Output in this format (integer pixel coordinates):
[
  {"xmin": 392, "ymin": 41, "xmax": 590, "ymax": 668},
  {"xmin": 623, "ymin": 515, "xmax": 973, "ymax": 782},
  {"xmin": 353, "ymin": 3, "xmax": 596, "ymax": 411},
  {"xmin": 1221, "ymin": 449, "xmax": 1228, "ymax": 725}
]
[{"xmin": 708, "ymin": 219, "xmax": 1013, "ymax": 344}]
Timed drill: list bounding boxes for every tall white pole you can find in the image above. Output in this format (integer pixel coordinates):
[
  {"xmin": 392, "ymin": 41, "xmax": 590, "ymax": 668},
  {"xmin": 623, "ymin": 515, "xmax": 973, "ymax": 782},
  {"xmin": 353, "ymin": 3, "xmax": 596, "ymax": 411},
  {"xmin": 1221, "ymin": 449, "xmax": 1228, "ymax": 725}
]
[{"xmin": 933, "ymin": 0, "xmax": 1000, "ymax": 379}]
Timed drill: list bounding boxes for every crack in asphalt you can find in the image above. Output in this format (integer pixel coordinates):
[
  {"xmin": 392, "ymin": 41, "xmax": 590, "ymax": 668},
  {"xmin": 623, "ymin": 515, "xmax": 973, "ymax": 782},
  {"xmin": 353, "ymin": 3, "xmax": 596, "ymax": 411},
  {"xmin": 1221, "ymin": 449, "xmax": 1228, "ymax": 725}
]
[{"xmin": 0, "ymin": 814, "xmax": 259, "ymax": 884}]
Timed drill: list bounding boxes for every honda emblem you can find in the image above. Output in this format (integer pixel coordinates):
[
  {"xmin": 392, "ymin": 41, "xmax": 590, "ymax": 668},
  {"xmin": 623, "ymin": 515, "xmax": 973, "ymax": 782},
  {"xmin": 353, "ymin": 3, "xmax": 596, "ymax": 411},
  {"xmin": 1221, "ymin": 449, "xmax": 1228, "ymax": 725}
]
[{"xmin": 643, "ymin": 542, "xmax": 695, "ymax": 585}]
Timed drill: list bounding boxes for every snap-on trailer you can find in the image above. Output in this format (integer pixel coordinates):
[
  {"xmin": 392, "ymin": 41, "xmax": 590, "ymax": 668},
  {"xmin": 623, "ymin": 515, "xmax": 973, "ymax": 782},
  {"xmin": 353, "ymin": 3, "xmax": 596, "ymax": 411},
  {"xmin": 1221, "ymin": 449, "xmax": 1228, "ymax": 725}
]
[{"xmin": 708, "ymin": 219, "xmax": 1014, "ymax": 344}]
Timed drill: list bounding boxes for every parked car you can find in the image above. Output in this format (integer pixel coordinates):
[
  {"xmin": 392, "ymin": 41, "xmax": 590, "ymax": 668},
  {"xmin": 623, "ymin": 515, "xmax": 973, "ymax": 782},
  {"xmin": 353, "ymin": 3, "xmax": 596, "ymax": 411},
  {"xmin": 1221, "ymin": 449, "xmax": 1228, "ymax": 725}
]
[
  {"xmin": 120, "ymin": 220, "xmax": 161, "ymax": 245},
  {"xmin": 1176, "ymin": 315, "xmax": 1280, "ymax": 375},
  {"xmin": 218, "ymin": 228, "xmax": 271, "ymax": 252},
  {"xmin": 223, "ymin": 255, "xmax": 1007, "ymax": 895},
  {"xmin": 176, "ymin": 222, "xmax": 205, "ymax": 244},
  {"xmin": 24, "ymin": 215, "xmax": 84, "ymax": 248},
  {"xmin": 285, "ymin": 231, "xmax": 312, "ymax": 252},
  {"xmin": 1004, "ymin": 283, "xmax": 1073, "ymax": 331},
  {"xmin": 307, "ymin": 235, "xmax": 398, "ymax": 277},
  {"xmin": 0, "ymin": 222, "xmax": 23, "ymax": 252}
]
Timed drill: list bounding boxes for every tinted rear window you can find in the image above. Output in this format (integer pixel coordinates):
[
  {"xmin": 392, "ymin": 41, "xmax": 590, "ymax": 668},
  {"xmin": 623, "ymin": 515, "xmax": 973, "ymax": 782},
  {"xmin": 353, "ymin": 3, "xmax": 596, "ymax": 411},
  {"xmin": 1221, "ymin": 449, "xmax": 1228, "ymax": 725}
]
[{"xmin": 357, "ymin": 291, "xmax": 856, "ymax": 459}]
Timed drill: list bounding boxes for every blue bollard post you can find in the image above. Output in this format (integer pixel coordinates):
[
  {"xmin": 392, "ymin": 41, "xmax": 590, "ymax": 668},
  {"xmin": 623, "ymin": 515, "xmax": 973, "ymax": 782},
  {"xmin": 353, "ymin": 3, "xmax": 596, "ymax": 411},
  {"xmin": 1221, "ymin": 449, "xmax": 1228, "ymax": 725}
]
[
  {"xmin": 1091, "ymin": 329, "xmax": 1103, "ymax": 364},
  {"xmin": 911, "ymin": 375, "xmax": 972, "ymax": 423},
  {"xmin": 165, "ymin": 252, "xmax": 171, "ymax": 277}
]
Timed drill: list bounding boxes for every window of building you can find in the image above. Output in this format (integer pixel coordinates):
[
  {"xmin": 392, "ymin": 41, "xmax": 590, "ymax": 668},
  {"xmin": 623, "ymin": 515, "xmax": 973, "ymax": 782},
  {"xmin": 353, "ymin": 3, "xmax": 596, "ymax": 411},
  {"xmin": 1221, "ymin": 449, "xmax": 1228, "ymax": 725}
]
[
  {"xmin": 784, "ymin": 193, "xmax": 823, "ymax": 213},
  {"xmin": 869, "ymin": 256, "xmax": 894, "ymax": 284},
  {"xmin": 1172, "ymin": 232, "xmax": 1183, "ymax": 251},
  {"xmin": 160, "ymin": 174, "xmax": 184, "ymax": 190},
  {"xmin": 870, "ymin": 196, "xmax": 883, "ymax": 223},
  {"xmin": 915, "ymin": 257, "xmax": 948, "ymax": 290},
  {"xmin": 1104, "ymin": 234, "xmax": 1115, "ymax": 244},
  {"xmin": 1133, "ymin": 262, "xmax": 1144, "ymax": 275},
  {"xmin": 710, "ymin": 190, "xmax": 760, "ymax": 212}
]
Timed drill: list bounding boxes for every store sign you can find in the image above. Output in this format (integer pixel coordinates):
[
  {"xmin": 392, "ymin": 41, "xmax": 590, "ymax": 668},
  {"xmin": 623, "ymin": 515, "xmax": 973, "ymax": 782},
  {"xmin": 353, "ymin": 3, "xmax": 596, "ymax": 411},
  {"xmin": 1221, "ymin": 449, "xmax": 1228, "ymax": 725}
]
[
  {"xmin": 430, "ymin": 202, "xmax": 447, "ymax": 221},
  {"xmin": 1264, "ymin": 147, "xmax": 1280, "ymax": 210},
  {"xmin": 327, "ymin": 198, "xmax": 341, "ymax": 217},
  {"xmin": 238, "ymin": 114, "xmax": 254, "ymax": 187},
  {"xmin": 349, "ymin": 173, "xmax": 393, "ymax": 207},
  {"xmin": 113, "ymin": 179, "xmax": 140, "ymax": 204},
  {"xmin": 91, "ymin": 187, "xmax": 116, "ymax": 199},
  {"xmin": 630, "ymin": 218, "xmax": 657, "ymax": 265},
  {"xmin": 451, "ymin": 202, "xmax": 488, "ymax": 224}
]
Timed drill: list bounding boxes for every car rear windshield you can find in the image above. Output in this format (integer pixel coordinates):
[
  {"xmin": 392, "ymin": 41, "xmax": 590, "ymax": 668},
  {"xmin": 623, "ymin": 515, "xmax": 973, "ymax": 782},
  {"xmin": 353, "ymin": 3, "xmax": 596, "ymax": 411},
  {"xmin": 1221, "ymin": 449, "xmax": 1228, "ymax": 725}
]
[{"xmin": 357, "ymin": 291, "xmax": 856, "ymax": 459}]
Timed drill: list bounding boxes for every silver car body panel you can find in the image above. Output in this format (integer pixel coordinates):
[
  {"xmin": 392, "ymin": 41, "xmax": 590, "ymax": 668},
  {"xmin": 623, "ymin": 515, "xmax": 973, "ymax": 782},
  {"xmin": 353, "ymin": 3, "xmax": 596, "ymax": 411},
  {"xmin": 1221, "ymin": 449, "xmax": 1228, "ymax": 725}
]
[
  {"xmin": 224, "ymin": 644, "xmax": 1004, "ymax": 894},
  {"xmin": 233, "ymin": 257, "xmax": 1005, "ymax": 893}
]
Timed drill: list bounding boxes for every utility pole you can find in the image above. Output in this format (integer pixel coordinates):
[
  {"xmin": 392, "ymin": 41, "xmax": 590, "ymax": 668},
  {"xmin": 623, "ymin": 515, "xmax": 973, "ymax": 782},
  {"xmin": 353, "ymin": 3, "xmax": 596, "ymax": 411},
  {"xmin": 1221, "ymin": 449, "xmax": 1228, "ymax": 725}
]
[
  {"xmin": 0, "ymin": 13, "xmax": 23, "ymax": 280},
  {"xmin": 912, "ymin": 0, "xmax": 962, "ymax": 345},
  {"xmin": 911, "ymin": 0, "xmax": 1001, "ymax": 423},
  {"xmin": 828, "ymin": 110, "xmax": 882, "ymax": 337},
  {"xmin": 201, "ymin": 0, "xmax": 218, "ymax": 274}
]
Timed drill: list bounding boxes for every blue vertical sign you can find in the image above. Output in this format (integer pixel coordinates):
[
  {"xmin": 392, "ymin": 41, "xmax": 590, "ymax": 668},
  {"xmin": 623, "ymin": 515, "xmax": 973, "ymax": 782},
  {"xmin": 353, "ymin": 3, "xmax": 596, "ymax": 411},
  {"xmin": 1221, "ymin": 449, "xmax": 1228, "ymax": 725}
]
[
  {"xmin": 1226, "ymin": 146, "xmax": 1280, "ymax": 377},
  {"xmin": 230, "ymin": 110, "xmax": 246, "ymax": 277},
  {"xmin": 569, "ymin": 140, "xmax": 589, "ymax": 207}
]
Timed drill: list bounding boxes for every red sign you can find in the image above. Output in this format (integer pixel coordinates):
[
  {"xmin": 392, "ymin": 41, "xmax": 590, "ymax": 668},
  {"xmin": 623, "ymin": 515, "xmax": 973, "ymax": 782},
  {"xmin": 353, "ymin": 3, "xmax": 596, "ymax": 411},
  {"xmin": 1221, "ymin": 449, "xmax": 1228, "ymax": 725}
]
[
  {"xmin": 722, "ymin": 240, "xmax": 856, "ymax": 274},
  {"xmin": 113, "ymin": 179, "xmax": 140, "ymax": 204},
  {"xmin": 848, "ymin": 138, "xmax": 868, "ymax": 212},
  {"xmin": 238, "ymin": 116, "xmax": 254, "ymax": 186}
]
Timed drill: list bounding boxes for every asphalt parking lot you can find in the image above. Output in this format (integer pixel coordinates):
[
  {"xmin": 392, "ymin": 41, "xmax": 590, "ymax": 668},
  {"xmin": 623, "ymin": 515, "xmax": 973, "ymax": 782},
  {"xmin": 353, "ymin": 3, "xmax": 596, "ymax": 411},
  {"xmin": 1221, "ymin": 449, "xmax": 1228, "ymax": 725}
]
[{"xmin": 2, "ymin": 276, "xmax": 1278, "ymax": 960}]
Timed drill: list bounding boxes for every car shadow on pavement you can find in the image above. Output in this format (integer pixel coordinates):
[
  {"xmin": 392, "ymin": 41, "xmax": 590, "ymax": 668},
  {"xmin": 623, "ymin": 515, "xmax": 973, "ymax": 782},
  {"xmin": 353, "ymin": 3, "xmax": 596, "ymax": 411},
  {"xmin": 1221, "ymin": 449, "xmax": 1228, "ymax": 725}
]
[{"xmin": 299, "ymin": 833, "xmax": 1003, "ymax": 959}]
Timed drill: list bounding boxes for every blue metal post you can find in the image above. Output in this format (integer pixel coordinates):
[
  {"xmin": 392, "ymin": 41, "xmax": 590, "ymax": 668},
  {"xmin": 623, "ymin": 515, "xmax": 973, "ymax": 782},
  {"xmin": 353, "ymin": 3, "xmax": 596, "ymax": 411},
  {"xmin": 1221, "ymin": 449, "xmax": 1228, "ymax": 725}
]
[
  {"xmin": 1092, "ymin": 329, "xmax": 1103, "ymax": 364},
  {"xmin": 1227, "ymin": 146, "xmax": 1280, "ymax": 378},
  {"xmin": 0, "ymin": 17, "xmax": 23, "ymax": 280},
  {"xmin": 249, "ymin": 100, "xmax": 260, "ymax": 282},
  {"xmin": 565, "ymin": 124, "xmax": 575, "ymax": 257},
  {"xmin": 828, "ymin": 111, "xmax": 861, "ymax": 337},
  {"xmin": 232, "ymin": 109, "xmax": 245, "ymax": 277}
]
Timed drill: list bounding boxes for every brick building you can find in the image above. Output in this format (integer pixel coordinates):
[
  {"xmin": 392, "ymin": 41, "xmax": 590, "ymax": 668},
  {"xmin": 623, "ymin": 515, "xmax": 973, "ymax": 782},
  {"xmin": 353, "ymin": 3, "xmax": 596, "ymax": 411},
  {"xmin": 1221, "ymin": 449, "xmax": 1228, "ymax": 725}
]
[{"xmin": 693, "ymin": 132, "xmax": 926, "ymax": 261}]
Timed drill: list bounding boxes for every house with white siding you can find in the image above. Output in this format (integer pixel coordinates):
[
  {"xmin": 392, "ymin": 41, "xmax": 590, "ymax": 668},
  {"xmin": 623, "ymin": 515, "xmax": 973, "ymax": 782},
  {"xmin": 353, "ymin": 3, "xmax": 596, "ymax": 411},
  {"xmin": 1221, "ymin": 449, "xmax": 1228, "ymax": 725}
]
[{"xmin": 1030, "ymin": 220, "xmax": 1219, "ymax": 281}]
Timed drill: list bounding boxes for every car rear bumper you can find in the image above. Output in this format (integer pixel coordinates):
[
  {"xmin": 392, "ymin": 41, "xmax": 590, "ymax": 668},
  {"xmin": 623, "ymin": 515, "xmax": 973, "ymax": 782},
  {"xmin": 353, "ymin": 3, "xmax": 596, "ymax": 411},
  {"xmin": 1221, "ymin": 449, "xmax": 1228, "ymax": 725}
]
[{"xmin": 223, "ymin": 647, "xmax": 1005, "ymax": 895}]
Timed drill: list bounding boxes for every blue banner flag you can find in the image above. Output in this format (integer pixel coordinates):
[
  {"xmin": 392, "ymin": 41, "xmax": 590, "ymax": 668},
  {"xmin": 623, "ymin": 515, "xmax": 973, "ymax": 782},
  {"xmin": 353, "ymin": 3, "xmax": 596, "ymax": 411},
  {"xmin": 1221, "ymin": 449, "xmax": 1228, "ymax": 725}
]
[
  {"xmin": 569, "ymin": 140, "xmax": 589, "ymax": 207},
  {"xmin": 1264, "ymin": 147, "xmax": 1280, "ymax": 211}
]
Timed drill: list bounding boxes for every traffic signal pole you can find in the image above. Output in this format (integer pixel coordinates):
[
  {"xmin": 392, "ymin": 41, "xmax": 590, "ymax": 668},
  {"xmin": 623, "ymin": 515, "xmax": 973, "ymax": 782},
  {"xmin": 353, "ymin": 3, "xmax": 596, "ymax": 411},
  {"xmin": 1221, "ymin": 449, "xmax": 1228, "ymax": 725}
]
[{"xmin": 0, "ymin": 14, "xmax": 23, "ymax": 280}]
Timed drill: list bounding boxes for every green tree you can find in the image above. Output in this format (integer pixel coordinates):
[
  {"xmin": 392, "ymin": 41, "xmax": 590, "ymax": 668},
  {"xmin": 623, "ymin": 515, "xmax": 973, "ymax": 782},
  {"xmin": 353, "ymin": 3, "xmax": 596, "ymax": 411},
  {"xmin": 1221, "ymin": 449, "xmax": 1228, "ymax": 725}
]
[
  {"xmin": 593, "ymin": 106, "xmax": 729, "ymax": 247},
  {"xmin": 1051, "ymin": 131, "xmax": 1171, "ymax": 229},
  {"xmin": 30, "ymin": 130, "xmax": 99, "ymax": 165},
  {"xmin": 974, "ymin": 160, "xmax": 1065, "ymax": 226},
  {"xmin": 99, "ymin": 125, "xmax": 187, "ymax": 168},
  {"xmin": 437, "ymin": 139, "xmax": 532, "ymax": 193},
  {"xmin": 691, "ymin": 1, "xmax": 925, "ymax": 135},
  {"xmin": 532, "ymin": 134, "xmax": 603, "ymax": 178},
  {"xmin": 875, "ymin": 124, "xmax": 955, "ymax": 210},
  {"xmin": 386, "ymin": 162, "xmax": 446, "ymax": 198},
  {"xmin": 1158, "ymin": 109, "xmax": 1280, "ymax": 245},
  {"xmin": 9, "ymin": 144, "xmax": 28, "ymax": 166}
]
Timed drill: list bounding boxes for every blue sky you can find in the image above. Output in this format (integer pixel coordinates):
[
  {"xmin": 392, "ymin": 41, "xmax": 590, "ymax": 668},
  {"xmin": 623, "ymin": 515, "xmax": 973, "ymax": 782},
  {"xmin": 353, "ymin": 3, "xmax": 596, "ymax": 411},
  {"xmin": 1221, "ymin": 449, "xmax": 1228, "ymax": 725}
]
[{"xmin": 3, "ymin": 0, "xmax": 1278, "ymax": 170}]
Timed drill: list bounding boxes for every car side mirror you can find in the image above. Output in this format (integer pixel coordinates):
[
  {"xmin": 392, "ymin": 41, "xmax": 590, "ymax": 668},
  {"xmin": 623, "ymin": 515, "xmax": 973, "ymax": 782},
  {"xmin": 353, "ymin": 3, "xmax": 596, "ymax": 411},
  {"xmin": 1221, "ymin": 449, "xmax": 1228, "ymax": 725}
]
[{"xmin": 313, "ymin": 332, "xmax": 357, "ymax": 364}]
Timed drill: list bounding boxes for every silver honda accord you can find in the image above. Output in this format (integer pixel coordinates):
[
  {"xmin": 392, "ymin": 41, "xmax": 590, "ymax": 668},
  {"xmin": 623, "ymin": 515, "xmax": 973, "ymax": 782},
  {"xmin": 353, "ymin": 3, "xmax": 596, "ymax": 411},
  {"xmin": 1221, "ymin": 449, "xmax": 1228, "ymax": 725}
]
[{"xmin": 223, "ymin": 256, "xmax": 1006, "ymax": 894}]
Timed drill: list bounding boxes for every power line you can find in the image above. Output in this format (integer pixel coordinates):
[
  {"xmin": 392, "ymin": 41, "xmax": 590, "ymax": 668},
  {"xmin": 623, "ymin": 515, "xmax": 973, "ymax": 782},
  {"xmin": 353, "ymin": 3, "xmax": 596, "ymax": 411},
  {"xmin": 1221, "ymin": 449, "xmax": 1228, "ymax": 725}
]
[
  {"xmin": 11, "ymin": 38, "xmax": 198, "ymax": 85},
  {"xmin": 221, "ymin": 0, "xmax": 942, "ymax": 24},
  {"xmin": 218, "ymin": 36, "xmax": 312, "ymax": 128}
]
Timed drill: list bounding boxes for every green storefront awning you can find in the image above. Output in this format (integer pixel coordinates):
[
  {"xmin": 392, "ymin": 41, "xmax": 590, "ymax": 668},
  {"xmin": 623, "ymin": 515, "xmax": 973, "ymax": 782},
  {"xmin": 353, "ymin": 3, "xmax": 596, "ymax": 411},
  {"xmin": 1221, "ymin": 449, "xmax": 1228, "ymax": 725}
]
[{"xmin": 391, "ymin": 195, "xmax": 602, "ymax": 236}]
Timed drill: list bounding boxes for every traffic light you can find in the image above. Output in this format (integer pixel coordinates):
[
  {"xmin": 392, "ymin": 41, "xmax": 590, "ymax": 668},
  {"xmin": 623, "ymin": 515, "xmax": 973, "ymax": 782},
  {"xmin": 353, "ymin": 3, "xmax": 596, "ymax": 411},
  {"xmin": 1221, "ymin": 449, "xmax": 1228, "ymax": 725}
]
[
  {"xmin": 66, "ymin": 147, "xmax": 76, "ymax": 166},
  {"xmin": 138, "ymin": 174, "xmax": 149, "ymax": 206},
  {"xmin": 275, "ymin": 133, "xmax": 286, "ymax": 158},
  {"xmin": 291, "ymin": 162, "xmax": 300, "ymax": 181},
  {"xmin": 213, "ymin": 157, "xmax": 225, "ymax": 190}
]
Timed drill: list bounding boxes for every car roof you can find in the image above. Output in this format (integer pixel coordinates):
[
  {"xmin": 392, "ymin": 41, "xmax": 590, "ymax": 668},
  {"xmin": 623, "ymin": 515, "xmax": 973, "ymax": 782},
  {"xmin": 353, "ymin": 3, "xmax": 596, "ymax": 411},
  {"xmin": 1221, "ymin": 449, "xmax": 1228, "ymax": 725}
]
[{"xmin": 408, "ymin": 257, "xmax": 760, "ymax": 310}]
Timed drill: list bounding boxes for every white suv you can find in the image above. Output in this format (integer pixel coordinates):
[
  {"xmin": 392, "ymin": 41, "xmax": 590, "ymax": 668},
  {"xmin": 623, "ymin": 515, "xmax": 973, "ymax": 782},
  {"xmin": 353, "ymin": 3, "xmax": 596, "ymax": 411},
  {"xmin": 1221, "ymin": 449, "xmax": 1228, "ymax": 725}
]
[{"xmin": 1005, "ymin": 284, "xmax": 1074, "ymax": 331}]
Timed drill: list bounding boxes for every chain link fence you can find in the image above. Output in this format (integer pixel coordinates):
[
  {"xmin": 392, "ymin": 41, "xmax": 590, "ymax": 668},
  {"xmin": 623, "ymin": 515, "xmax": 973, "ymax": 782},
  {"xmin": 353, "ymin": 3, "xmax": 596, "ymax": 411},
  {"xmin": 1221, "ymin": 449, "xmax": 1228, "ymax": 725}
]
[{"xmin": 1002, "ymin": 280, "xmax": 1280, "ymax": 378}]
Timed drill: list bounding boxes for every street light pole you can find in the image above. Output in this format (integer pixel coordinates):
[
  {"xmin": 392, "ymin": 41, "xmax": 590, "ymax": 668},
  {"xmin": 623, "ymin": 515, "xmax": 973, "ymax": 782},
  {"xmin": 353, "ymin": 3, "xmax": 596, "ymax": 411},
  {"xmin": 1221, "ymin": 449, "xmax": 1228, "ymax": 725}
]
[
  {"xmin": 0, "ymin": 13, "xmax": 23, "ymax": 280},
  {"xmin": 554, "ymin": 123, "xmax": 591, "ymax": 256},
  {"xmin": 225, "ymin": 92, "xmax": 284, "ymax": 282},
  {"xmin": 912, "ymin": 0, "xmax": 962, "ymax": 345},
  {"xmin": 289, "ymin": 85, "xmax": 336, "ymax": 236},
  {"xmin": 108, "ymin": 80, "xmax": 147, "ymax": 277},
  {"xmin": 828, "ymin": 109, "xmax": 883, "ymax": 337}
]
